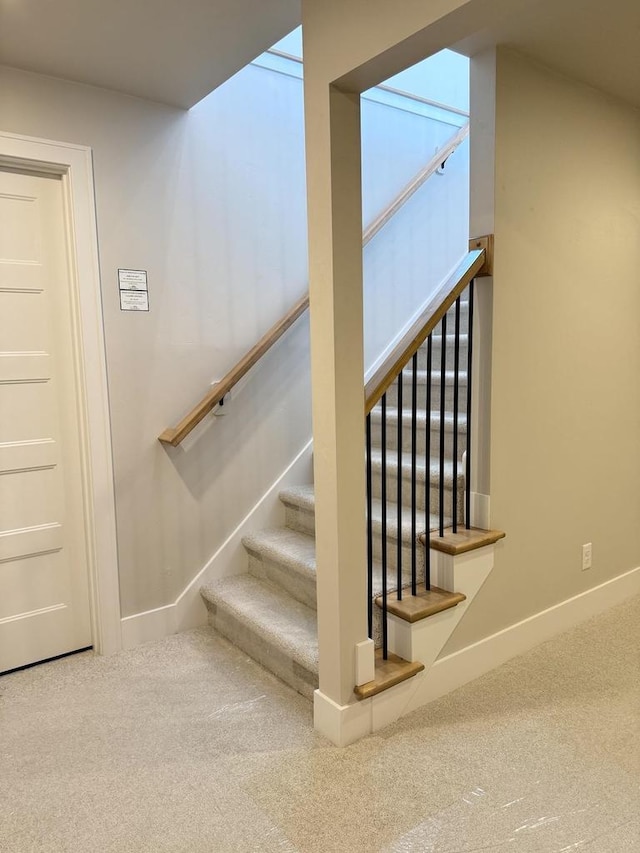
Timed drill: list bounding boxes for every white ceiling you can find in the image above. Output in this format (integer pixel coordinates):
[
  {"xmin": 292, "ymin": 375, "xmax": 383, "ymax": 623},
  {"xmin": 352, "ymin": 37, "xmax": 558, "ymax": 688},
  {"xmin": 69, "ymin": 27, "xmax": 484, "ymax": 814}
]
[
  {"xmin": 454, "ymin": 0, "xmax": 640, "ymax": 110},
  {"xmin": 0, "ymin": 0, "xmax": 301, "ymax": 109},
  {"xmin": 0, "ymin": 0, "xmax": 638, "ymax": 111}
]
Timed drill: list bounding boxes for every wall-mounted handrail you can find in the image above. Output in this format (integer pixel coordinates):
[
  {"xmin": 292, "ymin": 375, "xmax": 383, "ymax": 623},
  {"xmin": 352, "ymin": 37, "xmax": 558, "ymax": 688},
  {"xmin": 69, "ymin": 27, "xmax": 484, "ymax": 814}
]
[
  {"xmin": 362, "ymin": 122, "xmax": 469, "ymax": 247},
  {"xmin": 365, "ymin": 248, "xmax": 484, "ymax": 414},
  {"xmin": 159, "ymin": 294, "xmax": 309, "ymax": 446},
  {"xmin": 159, "ymin": 124, "xmax": 469, "ymax": 447}
]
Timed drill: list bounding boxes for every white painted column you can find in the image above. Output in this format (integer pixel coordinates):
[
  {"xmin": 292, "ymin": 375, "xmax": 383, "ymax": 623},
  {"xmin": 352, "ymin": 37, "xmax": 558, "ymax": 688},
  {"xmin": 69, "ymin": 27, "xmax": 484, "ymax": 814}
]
[
  {"xmin": 469, "ymin": 49, "xmax": 497, "ymax": 526},
  {"xmin": 303, "ymin": 78, "xmax": 370, "ymax": 707}
]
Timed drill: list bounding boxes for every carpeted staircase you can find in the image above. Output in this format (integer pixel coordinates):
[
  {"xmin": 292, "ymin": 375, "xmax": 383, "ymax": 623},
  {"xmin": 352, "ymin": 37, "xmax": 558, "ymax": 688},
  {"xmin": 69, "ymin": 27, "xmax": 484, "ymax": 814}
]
[{"xmin": 201, "ymin": 298, "xmax": 470, "ymax": 699}]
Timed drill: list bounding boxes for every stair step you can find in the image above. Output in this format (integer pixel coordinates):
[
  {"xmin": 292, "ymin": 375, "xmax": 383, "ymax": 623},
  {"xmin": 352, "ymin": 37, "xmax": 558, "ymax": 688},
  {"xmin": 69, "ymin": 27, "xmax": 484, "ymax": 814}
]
[
  {"xmin": 416, "ymin": 334, "xmax": 468, "ymax": 370},
  {"xmin": 279, "ymin": 485, "xmax": 316, "ymax": 535},
  {"xmin": 354, "ymin": 649, "xmax": 424, "ymax": 700},
  {"xmin": 375, "ymin": 585, "xmax": 466, "ymax": 623},
  {"xmin": 280, "ymin": 484, "xmax": 453, "ymax": 552},
  {"xmin": 370, "ymin": 406, "xmax": 467, "ymax": 454},
  {"xmin": 243, "ymin": 527, "xmax": 317, "ymax": 609},
  {"xmin": 424, "ymin": 526, "xmax": 506, "ymax": 555},
  {"xmin": 201, "ymin": 574, "xmax": 319, "ymax": 700},
  {"xmin": 369, "ymin": 449, "xmax": 464, "ymax": 517},
  {"xmin": 368, "ymin": 450, "xmax": 461, "ymax": 487},
  {"xmin": 385, "ymin": 368, "xmax": 468, "ymax": 407},
  {"xmin": 370, "ymin": 406, "xmax": 468, "ymax": 433}
]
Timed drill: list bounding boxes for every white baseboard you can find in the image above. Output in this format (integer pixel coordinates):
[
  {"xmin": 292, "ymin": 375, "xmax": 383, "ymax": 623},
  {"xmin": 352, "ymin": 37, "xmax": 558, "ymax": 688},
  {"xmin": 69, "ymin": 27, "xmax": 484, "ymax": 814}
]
[
  {"xmin": 121, "ymin": 603, "xmax": 174, "ymax": 650},
  {"xmin": 120, "ymin": 440, "xmax": 313, "ymax": 650},
  {"xmin": 314, "ymin": 690, "xmax": 372, "ymax": 748},
  {"xmin": 422, "ymin": 563, "xmax": 640, "ymax": 705}
]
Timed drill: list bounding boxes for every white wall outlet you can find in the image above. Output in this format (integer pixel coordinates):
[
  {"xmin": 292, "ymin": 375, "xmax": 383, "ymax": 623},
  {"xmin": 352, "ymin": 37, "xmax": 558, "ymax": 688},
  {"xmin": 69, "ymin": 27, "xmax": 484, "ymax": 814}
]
[{"xmin": 582, "ymin": 542, "xmax": 592, "ymax": 571}]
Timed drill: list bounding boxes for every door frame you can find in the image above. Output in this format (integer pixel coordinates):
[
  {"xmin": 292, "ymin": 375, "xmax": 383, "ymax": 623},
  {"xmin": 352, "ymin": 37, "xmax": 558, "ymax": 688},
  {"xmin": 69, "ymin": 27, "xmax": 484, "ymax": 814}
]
[{"xmin": 0, "ymin": 131, "xmax": 121, "ymax": 655}]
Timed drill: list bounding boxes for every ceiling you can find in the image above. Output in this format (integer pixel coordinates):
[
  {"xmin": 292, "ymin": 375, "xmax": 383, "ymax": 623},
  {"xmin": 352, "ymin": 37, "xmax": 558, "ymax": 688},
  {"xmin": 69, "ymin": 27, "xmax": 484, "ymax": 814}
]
[
  {"xmin": 0, "ymin": 0, "xmax": 638, "ymax": 111},
  {"xmin": 453, "ymin": 0, "xmax": 640, "ymax": 110},
  {"xmin": 0, "ymin": 0, "xmax": 301, "ymax": 109}
]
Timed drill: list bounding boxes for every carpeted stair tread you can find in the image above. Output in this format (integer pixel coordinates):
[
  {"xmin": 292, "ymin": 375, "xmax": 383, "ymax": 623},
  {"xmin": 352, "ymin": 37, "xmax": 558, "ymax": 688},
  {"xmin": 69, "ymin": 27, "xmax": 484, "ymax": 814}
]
[
  {"xmin": 395, "ymin": 368, "xmax": 468, "ymax": 386},
  {"xmin": 369, "ymin": 406, "xmax": 467, "ymax": 432},
  {"xmin": 429, "ymin": 332, "xmax": 469, "ymax": 346},
  {"xmin": 279, "ymin": 485, "xmax": 315, "ymax": 514},
  {"xmin": 280, "ymin": 484, "xmax": 450, "ymax": 545},
  {"xmin": 242, "ymin": 526, "xmax": 317, "ymax": 609},
  {"xmin": 369, "ymin": 448, "xmax": 462, "ymax": 486},
  {"xmin": 243, "ymin": 527, "xmax": 316, "ymax": 579},
  {"xmin": 201, "ymin": 574, "xmax": 319, "ymax": 676}
]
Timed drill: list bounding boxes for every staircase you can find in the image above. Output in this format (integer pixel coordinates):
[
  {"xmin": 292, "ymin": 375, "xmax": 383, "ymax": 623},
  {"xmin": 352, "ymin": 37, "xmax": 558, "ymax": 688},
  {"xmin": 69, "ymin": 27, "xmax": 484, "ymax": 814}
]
[{"xmin": 201, "ymin": 298, "xmax": 471, "ymax": 699}]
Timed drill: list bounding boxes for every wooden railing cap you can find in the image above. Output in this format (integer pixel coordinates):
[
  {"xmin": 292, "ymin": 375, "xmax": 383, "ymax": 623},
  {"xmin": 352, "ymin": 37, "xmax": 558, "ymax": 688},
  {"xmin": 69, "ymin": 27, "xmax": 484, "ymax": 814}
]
[{"xmin": 364, "ymin": 247, "xmax": 486, "ymax": 414}]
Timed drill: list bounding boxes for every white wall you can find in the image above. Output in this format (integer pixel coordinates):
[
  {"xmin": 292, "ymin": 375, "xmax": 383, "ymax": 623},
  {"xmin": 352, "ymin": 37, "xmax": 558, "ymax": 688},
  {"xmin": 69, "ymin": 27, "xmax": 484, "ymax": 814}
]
[
  {"xmin": 444, "ymin": 48, "xmax": 640, "ymax": 653},
  {"xmin": 361, "ymin": 53, "xmax": 469, "ymax": 369},
  {"xmin": 363, "ymin": 132, "xmax": 469, "ymax": 371},
  {"xmin": 1, "ymin": 63, "xmax": 312, "ymax": 617},
  {"xmin": 254, "ymin": 42, "xmax": 471, "ymax": 373}
]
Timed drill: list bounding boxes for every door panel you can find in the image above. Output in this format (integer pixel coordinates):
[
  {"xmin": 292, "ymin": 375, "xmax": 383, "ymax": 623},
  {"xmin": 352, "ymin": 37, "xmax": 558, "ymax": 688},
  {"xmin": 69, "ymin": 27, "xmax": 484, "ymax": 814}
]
[
  {"xmin": 0, "ymin": 382, "xmax": 56, "ymax": 443},
  {"xmin": 0, "ymin": 168, "xmax": 91, "ymax": 673},
  {"xmin": 0, "ymin": 291, "xmax": 48, "ymax": 351}
]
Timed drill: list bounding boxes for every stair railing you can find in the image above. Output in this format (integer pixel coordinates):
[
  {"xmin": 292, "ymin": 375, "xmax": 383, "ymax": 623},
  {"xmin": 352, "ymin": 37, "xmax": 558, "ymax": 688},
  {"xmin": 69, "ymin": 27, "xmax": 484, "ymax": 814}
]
[
  {"xmin": 159, "ymin": 122, "xmax": 469, "ymax": 447},
  {"xmin": 158, "ymin": 294, "xmax": 309, "ymax": 446},
  {"xmin": 364, "ymin": 240, "xmax": 492, "ymax": 659}
]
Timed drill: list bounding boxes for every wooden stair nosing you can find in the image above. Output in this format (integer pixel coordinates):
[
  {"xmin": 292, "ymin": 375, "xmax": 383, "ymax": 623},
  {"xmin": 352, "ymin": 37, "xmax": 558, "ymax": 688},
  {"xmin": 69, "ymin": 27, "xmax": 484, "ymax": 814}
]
[
  {"xmin": 421, "ymin": 526, "xmax": 506, "ymax": 555},
  {"xmin": 374, "ymin": 585, "xmax": 465, "ymax": 623},
  {"xmin": 354, "ymin": 649, "xmax": 424, "ymax": 700}
]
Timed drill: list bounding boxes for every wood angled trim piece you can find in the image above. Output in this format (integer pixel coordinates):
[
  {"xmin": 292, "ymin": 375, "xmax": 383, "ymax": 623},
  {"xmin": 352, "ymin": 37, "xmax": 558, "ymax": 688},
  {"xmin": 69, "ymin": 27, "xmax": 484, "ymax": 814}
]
[{"xmin": 469, "ymin": 234, "xmax": 494, "ymax": 276}]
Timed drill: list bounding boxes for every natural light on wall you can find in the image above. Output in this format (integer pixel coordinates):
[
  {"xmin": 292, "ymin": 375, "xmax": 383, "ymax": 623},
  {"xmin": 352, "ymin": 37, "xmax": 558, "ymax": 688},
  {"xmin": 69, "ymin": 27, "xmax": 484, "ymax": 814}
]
[{"xmin": 253, "ymin": 27, "xmax": 470, "ymax": 374}]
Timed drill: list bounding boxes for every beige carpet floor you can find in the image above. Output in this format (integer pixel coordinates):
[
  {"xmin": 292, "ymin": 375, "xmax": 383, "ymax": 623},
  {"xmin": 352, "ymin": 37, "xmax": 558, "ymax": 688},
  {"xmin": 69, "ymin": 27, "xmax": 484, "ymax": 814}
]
[{"xmin": 1, "ymin": 595, "xmax": 639, "ymax": 852}]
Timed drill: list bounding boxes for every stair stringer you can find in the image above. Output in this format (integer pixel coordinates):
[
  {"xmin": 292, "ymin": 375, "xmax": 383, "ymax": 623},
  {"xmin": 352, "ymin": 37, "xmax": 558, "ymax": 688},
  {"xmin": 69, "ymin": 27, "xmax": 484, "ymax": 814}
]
[{"xmin": 313, "ymin": 540, "xmax": 497, "ymax": 746}]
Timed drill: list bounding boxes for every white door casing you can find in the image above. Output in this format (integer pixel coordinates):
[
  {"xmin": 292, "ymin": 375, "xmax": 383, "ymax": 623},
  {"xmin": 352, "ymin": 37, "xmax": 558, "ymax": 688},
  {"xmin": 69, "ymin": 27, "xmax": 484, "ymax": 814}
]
[{"xmin": 0, "ymin": 132, "xmax": 121, "ymax": 662}]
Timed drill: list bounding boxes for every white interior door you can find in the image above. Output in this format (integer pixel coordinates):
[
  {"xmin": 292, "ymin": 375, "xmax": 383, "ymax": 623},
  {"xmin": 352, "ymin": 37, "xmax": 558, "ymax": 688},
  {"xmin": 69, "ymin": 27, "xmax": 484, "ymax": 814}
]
[{"xmin": 0, "ymin": 167, "xmax": 92, "ymax": 672}]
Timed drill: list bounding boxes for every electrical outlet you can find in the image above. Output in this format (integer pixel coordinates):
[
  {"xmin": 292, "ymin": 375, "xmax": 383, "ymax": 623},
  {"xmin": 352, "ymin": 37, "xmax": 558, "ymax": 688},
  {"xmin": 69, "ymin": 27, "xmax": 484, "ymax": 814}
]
[{"xmin": 582, "ymin": 542, "xmax": 592, "ymax": 571}]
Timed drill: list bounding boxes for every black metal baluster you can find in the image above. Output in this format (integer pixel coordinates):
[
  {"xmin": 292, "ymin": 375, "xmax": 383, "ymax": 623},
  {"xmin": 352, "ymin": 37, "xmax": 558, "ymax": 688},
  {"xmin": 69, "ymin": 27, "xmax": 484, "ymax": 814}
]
[
  {"xmin": 381, "ymin": 393, "xmax": 388, "ymax": 659},
  {"xmin": 411, "ymin": 352, "xmax": 418, "ymax": 596},
  {"xmin": 425, "ymin": 336, "xmax": 432, "ymax": 590},
  {"xmin": 396, "ymin": 372, "xmax": 403, "ymax": 601},
  {"xmin": 452, "ymin": 296, "xmax": 461, "ymax": 533},
  {"xmin": 465, "ymin": 281, "xmax": 475, "ymax": 529},
  {"xmin": 439, "ymin": 312, "xmax": 447, "ymax": 537},
  {"xmin": 366, "ymin": 413, "xmax": 373, "ymax": 639}
]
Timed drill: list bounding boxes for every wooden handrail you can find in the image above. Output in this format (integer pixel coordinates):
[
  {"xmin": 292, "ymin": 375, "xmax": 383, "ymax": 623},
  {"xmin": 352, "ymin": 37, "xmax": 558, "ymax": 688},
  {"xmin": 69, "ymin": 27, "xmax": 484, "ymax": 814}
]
[
  {"xmin": 159, "ymin": 293, "xmax": 309, "ymax": 446},
  {"xmin": 160, "ymin": 126, "xmax": 470, "ymax": 446},
  {"xmin": 362, "ymin": 122, "xmax": 469, "ymax": 248},
  {"xmin": 364, "ymin": 249, "xmax": 485, "ymax": 415}
]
